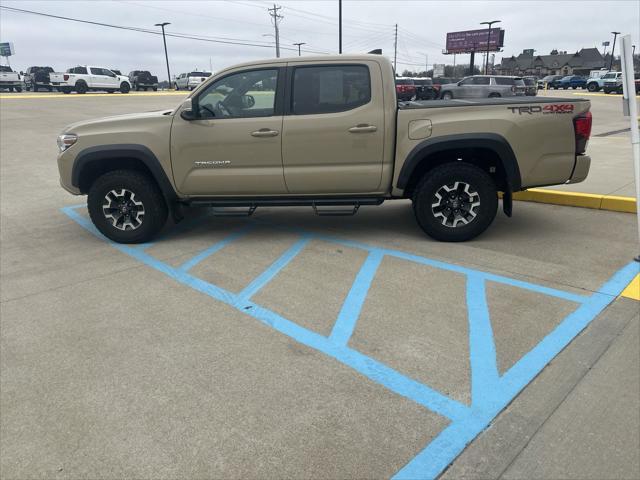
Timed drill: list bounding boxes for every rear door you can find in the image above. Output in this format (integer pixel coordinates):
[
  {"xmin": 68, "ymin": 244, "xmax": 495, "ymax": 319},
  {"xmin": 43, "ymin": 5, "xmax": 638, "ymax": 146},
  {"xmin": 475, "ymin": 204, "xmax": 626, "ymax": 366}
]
[
  {"xmin": 281, "ymin": 61, "xmax": 384, "ymax": 194},
  {"xmin": 89, "ymin": 67, "xmax": 105, "ymax": 87}
]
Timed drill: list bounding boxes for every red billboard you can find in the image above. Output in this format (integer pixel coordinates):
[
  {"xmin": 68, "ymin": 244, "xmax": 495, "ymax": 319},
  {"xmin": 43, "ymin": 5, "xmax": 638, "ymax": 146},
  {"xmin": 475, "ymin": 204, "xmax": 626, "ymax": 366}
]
[{"xmin": 445, "ymin": 29, "xmax": 505, "ymax": 54}]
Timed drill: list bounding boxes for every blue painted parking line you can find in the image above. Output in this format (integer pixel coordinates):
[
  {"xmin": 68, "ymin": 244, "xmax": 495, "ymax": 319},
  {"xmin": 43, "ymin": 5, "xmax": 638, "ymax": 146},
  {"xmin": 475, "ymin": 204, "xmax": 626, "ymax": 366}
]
[
  {"xmin": 179, "ymin": 224, "xmax": 255, "ymax": 272},
  {"xmin": 62, "ymin": 204, "xmax": 638, "ymax": 479}
]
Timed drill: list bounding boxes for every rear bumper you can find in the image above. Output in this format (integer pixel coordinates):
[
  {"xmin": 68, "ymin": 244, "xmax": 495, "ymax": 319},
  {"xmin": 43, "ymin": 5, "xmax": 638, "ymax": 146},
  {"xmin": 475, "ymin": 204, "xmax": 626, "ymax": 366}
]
[{"xmin": 567, "ymin": 154, "xmax": 591, "ymax": 184}]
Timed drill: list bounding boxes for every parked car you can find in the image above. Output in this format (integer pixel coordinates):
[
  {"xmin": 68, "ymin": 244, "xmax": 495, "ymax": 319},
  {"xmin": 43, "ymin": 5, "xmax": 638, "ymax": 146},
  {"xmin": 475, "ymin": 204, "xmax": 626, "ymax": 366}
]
[
  {"xmin": 537, "ymin": 75, "xmax": 563, "ymax": 89},
  {"xmin": 24, "ymin": 66, "xmax": 55, "ymax": 92},
  {"xmin": 395, "ymin": 77, "xmax": 416, "ymax": 101},
  {"xmin": 522, "ymin": 76, "xmax": 537, "ymax": 96},
  {"xmin": 603, "ymin": 73, "xmax": 640, "ymax": 94},
  {"xmin": 0, "ymin": 65, "xmax": 23, "ymax": 92},
  {"xmin": 55, "ymin": 54, "xmax": 593, "ymax": 244},
  {"xmin": 432, "ymin": 77, "xmax": 460, "ymax": 97},
  {"xmin": 557, "ymin": 75, "xmax": 587, "ymax": 90},
  {"xmin": 50, "ymin": 66, "xmax": 132, "ymax": 94},
  {"xmin": 587, "ymin": 71, "xmax": 621, "ymax": 92},
  {"xmin": 174, "ymin": 71, "xmax": 212, "ymax": 90},
  {"xmin": 129, "ymin": 70, "xmax": 159, "ymax": 91},
  {"xmin": 439, "ymin": 75, "xmax": 526, "ymax": 99},
  {"xmin": 413, "ymin": 77, "xmax": 437, "ymax": 100}
]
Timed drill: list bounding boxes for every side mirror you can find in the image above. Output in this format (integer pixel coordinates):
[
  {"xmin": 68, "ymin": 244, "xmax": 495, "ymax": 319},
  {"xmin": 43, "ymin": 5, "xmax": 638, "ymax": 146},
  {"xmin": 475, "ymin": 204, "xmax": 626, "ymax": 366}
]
[
  {"xmin": 241, "ymin": 94, "xmax": 255, "ymax": 108},
  {"xmin": 20, "ymin": 71, "xmax": 24, "ymax": 76},
  {"xmin": 180, "ymin": 98, "xmax": 197, "ymax": 121}
]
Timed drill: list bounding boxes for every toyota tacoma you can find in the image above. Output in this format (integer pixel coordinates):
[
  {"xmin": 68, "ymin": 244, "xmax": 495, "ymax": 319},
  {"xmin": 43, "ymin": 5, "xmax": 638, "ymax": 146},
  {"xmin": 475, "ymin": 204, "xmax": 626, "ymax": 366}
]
[{"xmin": 56, "ymin": 54, "xmax": 592, "ymax": 243}]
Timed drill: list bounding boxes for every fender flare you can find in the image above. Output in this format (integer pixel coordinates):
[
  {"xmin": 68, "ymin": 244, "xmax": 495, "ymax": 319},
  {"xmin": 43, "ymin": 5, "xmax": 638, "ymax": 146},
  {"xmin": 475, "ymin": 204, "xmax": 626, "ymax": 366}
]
[
  {"xmin": 71, "ymin": 144, "xmax": 177, "ymax": 202},
  {"xmin": 396, "ymin": 133, "xmax": 522, "ymax": 192}
]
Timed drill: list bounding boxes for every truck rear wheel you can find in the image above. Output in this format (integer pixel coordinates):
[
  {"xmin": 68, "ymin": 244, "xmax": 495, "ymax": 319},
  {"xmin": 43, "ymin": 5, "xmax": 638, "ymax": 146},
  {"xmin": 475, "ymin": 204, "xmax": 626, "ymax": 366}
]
[
  {"xmin": 412, "ymin": 162, "xmax": 498, "ymax": 242},
  {"xmin": 76, "ymin": 81, "xmax": 88, "ymax": 94},
  {"xmin": 87, "ymin": 170, "xmax": 168, "ymax": 244}
]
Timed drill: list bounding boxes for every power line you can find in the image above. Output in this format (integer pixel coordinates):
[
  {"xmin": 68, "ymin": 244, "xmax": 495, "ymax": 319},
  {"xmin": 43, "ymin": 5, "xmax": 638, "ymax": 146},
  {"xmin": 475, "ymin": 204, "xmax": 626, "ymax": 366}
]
[{"xmin": 0, "ymin": 5, "xmax": 329, "ymax": 54}]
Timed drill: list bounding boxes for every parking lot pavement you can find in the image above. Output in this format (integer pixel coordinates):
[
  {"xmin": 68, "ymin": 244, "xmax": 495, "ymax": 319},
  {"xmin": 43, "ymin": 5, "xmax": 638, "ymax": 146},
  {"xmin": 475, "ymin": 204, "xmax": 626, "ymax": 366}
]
[{"xmin": 1, "ymin": 94, "xmax": 639, "ymax": 479}]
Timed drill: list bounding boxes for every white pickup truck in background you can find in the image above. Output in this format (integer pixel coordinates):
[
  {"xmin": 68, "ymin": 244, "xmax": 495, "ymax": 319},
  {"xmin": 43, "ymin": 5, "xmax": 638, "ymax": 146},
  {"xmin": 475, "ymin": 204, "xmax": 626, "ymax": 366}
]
[
  {"xmin": 50, "ymin": 66, "xmax": 132, "ymax": 94},
  {"xmin": 0, "ymin": 66, "xmax": 23, "ymax": 92}
]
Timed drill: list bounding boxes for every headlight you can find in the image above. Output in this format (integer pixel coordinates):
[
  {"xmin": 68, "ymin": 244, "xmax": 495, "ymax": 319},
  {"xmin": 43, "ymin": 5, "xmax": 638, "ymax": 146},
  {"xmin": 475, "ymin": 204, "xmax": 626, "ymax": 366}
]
[{"xmin": 57, "ymin": 133, "xmax": 78, "ymax": 152}]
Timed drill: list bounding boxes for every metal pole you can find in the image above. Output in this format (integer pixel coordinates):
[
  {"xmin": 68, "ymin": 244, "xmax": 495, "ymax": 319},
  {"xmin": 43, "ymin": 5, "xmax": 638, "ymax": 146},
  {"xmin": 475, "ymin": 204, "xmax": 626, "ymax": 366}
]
[
  {"xmin": 338, "ymin": 0, "xmax": 342, "ymax": 54},
  {"xmin": 393, "ymin": 24, "xmax": 398, "ymax": 71},
  {"xmin": 619, "ymin": 34, "xmax": 640, "ymax": 260},
  {"xmin": 293, "ymin": 42, "xmax": 305, "ymax": 56},
  {"xmin": 609, "ymin": 31, "xmax": 620, "ymax": 70},
  {"xmin": 480, "ymin": 20, "xmax": 500, "ymax": 75},
  {"xmin": 155, "ymin": 22, "xmax": 171, "ymax": 90}
]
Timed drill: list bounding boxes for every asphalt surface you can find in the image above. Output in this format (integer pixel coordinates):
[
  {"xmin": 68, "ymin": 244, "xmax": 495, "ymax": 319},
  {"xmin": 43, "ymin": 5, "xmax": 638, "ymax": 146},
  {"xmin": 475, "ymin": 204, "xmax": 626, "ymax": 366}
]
[{"xmin": 1, "ymin": 92, "xmax": 638, "ymax": 479}]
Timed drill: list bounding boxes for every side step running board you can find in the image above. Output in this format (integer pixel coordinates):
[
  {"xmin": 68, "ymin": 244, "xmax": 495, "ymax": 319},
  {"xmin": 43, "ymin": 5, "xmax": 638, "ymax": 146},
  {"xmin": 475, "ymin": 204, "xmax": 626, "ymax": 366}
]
[
  {"xmin": 211, "ymin": 206, "xmax": 257, "ymax": 217},
  {"xmin": 312, "ymin": 204, "xmax": 360, "ymax": 216}
]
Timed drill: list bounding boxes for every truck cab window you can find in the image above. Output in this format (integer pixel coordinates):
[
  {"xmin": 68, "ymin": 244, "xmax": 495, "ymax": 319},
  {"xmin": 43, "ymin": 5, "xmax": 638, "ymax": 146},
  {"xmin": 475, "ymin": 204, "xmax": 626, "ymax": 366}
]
[{"xmin": 196, "ymin": 69, "xmax": 278, "ymax": 119}]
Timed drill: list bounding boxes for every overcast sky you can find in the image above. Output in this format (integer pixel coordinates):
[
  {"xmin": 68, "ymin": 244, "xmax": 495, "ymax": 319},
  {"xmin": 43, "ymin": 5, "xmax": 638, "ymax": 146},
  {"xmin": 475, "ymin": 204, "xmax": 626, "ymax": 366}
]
[{"xmin": 0, "ymin": 0, "xmax": 638, "ymax": 78}]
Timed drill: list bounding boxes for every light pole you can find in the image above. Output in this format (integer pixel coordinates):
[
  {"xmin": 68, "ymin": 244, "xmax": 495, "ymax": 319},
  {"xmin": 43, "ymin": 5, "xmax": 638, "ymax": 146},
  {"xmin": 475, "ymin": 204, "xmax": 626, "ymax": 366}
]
[
  {"xmin": 609, "ymin": 31, "xmax": 621, "ymax": 71},
  {"xmin": 480, "ymin": 20, "xmax": 500, "ymax": 75},
  {"xmin": 155, "ymin": 22, "xmax": 171, "ymax": 89},
  {"xmin": 293, "ymin": 42, "xmax": 306, "ymax": 56},
  {"xmin": 338, "ymin": 0, "xmax": 342, "ymax": 54}
]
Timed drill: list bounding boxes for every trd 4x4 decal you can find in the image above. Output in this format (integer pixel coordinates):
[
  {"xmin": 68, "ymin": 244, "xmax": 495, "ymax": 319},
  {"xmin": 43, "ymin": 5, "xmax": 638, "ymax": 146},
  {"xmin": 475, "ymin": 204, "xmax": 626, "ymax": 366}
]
[{"xmin": 508, "ymin": 104, "xmax": 575, "ymax": 114}]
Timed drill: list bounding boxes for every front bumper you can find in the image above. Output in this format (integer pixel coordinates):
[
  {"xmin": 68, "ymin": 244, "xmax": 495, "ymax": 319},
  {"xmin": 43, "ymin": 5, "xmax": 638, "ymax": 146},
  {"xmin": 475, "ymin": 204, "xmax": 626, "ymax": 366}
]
[{"xmin": 567, "ymin": 155, "xmax": 591, "ymax": 184}]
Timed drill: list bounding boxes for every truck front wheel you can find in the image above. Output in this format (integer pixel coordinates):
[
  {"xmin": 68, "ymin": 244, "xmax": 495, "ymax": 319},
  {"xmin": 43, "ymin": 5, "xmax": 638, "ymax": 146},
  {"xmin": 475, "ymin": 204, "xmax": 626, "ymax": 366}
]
[
  {"xmin": 120, "ymin": 82, "xmax": 130, "ymax": 93},
  {"xmin": 87, "ymin": 170, "xmax": 168, "ymax": 244},
  {"xmin": 412, "ymin": 162, "xmax": 498, "ymax": 242}
]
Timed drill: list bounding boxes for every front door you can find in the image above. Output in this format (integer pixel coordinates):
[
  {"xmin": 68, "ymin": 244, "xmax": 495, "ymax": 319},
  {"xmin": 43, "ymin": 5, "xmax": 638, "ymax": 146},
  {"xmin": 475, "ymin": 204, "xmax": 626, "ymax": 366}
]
[
  {"xmin": 170, "ymin": 66, "xmax": 287, "ymax": 196},
  {"xmin": 281, "ymin": 62, "xmax": 384, "ymax": 194}
]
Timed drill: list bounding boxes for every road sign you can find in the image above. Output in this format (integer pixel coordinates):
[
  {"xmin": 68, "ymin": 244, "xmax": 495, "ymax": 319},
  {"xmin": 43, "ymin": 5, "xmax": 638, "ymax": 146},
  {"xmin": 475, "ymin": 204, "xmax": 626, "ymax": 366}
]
[{"xmin": 0, "ymin": 42, "xmax": 15, "ymax": 57}]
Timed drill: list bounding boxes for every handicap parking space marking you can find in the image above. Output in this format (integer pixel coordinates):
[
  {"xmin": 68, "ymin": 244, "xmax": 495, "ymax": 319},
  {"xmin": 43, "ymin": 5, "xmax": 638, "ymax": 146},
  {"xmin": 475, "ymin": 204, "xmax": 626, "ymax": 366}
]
[{"xmin": 61, "ymin": 204, "xmax": 639, "ymax": 479}]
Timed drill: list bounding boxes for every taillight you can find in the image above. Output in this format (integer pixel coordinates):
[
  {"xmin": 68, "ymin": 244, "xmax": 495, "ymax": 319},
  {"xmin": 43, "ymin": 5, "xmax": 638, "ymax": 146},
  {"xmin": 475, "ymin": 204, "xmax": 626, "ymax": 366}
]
[
  {"xmin": 63, "ymin": 74, "xmax": 69, "ymax": 81},
  {"xmin": 573, "ymin": 111, "xmax": 592, "ymax": 154}
]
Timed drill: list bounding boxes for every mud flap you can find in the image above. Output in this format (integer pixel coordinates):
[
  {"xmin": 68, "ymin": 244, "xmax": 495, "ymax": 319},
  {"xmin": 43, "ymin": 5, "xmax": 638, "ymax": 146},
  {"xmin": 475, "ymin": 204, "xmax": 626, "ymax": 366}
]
[{"xmin": 503, "ymin": 190, "xmax": 513, "ymax": 217}]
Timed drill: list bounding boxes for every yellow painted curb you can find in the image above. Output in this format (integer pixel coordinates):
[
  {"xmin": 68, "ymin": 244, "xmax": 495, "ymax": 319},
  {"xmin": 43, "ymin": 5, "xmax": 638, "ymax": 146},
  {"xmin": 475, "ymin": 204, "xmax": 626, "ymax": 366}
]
[
  {"xmin": 509, "ymin": 189, "xmax": 637, "ymax": 213},
  {"xmin": 620, "ymin": 274, "xmax": 640, "ymax": 301},
  {"xmin": 0, "ymin": 91, "xmax": 188, "ymax": 99}
]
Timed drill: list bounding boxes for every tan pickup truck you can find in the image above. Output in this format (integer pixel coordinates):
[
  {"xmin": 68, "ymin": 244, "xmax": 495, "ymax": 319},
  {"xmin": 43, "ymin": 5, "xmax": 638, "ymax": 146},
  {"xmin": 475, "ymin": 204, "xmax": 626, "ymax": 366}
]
[{"xmin": 57, "ymin": 54, "xmax": 592, "ymax": 243}]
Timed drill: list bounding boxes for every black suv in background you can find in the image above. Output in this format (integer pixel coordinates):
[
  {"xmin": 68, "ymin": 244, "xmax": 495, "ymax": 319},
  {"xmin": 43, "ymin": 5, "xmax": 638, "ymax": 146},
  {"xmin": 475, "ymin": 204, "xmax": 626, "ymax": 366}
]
[
  {"xmin": 413, "ymin": 77, "xmax": 438, "ymax": 100},
  {"xmin": 128, "ymin": 70, "xmax": 159, "ymax": 91},
  {"xmin": 24, "ymin": 66, "xmax": 55, "ymax": 92}
]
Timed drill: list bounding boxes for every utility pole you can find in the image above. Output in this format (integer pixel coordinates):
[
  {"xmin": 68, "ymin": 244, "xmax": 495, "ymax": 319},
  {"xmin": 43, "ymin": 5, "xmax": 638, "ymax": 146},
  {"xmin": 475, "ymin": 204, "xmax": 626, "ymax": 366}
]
[
  {"xmin": 609, "ymin": 31, "xmax": 620, "ymax": 70},
  {"xmin": 480, "ymin": 20, "xmax": 500, "ymax": 75},
  {"xmin": 268, "ymin": 4, "xmax": 283, "ymax": 58},
  {"xmin": 155, "ymin": 22, "xmax": 171, "ymax": 89},
  {"xmin": 338, "ymin": 0, "xmax": 342, "ymax": 54},
  {"xmin": 293, "ymin": 42, "xmax": 306, "ymax": 56},
  {"xmin": 393, "ymin": 24, "xmax": 398, "ymax": 71}
]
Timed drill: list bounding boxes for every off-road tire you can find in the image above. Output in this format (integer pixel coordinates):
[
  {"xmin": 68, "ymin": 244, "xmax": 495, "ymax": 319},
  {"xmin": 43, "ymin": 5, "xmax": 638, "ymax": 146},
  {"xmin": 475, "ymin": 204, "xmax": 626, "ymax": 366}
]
[
  {"xmin": 488, "ymin": 92, "xmax": 501, "ymax": 98},
  {"xmin": 87, "ymin": 170, "xmax": 168, "ymax": 244},
  {"xmin": 412, "ymin": 162, "xmax": 498, "ymax": 242},
  {"xmin": 587, "ymin": 83, "xmax": 598, "ymax": 92},
  {"xmin": 120, "ymin": 82, "xmax": 130, "ymax": 94},
  {"xmin": 152, "ymin": 86, "xmax": 158, "ymax": 91}
]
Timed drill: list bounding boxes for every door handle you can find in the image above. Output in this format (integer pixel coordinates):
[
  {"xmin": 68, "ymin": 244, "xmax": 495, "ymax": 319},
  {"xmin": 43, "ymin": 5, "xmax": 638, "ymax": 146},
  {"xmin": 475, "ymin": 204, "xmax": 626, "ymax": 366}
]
[
  {"xmin": 348, "ymin": 124, "xmax": 377, "ymax": 133},
  {"xmin": 251, "ymin": 128, "xmax": 279, "ymax": 137}
]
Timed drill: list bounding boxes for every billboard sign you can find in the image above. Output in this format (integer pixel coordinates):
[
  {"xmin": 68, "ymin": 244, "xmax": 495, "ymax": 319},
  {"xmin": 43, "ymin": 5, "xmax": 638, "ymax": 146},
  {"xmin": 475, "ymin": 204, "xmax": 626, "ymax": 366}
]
[
  {"xmin": 445, "ymin": 29, "xmax": 504, "ymax": 54},
  {"xmin": 0, "ymin": 42, "xmax": 15, "ymax": 57}
]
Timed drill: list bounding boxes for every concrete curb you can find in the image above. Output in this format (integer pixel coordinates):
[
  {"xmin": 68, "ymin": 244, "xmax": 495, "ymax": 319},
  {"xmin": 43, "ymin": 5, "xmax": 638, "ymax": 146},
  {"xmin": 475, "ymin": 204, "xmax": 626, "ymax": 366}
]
[{"xmin": 511, "ymin": 189, "xmax": 637, "ymax": 214}]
